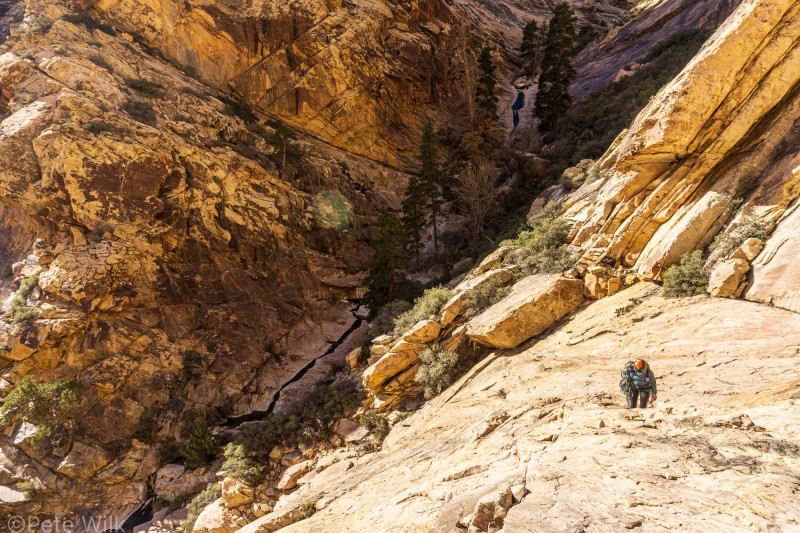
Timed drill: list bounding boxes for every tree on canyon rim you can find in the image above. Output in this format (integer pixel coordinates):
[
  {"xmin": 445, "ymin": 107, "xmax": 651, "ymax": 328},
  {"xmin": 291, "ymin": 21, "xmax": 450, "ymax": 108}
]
[{"xmin": 534, "ymin": 3, "xmax": 579, "ymax": 133}]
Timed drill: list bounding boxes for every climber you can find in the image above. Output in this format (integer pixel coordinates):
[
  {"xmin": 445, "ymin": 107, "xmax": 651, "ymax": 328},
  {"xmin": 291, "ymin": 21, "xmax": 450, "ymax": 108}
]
[{"xmin": 619, "ymin": 359, "xmax": 657, "ymax": 408}]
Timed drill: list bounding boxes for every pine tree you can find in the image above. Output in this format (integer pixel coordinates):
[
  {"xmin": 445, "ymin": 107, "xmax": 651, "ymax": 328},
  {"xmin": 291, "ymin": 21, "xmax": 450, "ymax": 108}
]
[
  {"xmin": 521, "ymin": 20, "xmax": 547, "ymax": 77},
  {"xmin": 533, "ymin": 3, "xmax": 578, "ymax": 132},
  {"xmin": 475, "ymin": 45, "xmax": 498, "ymax": 122},
  {"xmin": 363, "ymin": 216, "xmax": 409, "ymax": 316},
  {"xmin": 402, "ymin": 173, "xmax": 427, "ymax": 262},
  {"xmin": 418, "ymin": 121, "xmax": 442, "ymax": 255}
]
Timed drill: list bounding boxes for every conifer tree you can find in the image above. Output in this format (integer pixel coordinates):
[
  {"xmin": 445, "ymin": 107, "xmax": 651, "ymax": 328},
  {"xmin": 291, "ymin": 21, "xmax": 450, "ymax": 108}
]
[
  {"xmin": 364, "ymin": 216, "xmax": 408, "ymax": 315},
  {"xmin": 402, "ymin": 173, "xmax": 427, "ymax": 262},
  {"xmin": 533, "ymin": 3, "xmax": 578, "ymax": 132},
  {"xmin": 418, "ymin": 121, "xmax": 442, "ymax": 255},
  {"xmin": 521, "ymin": 20, "xmax": 547, "ymax": 77},
  {"xmin": 475, "ymin": 45, "xmax": 498, "ymax": 122}
]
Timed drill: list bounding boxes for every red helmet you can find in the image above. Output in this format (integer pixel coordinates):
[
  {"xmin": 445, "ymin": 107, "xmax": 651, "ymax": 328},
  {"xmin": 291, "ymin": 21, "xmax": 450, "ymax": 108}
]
[{"xmin": 635, "ymin": 360, "xmax": 646, "ymax": 371}]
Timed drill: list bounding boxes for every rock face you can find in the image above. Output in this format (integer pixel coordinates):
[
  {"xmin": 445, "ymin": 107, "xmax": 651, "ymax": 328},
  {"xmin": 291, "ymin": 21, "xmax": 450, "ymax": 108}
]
[
  {"xmin": 0, "ymin": 2, "xmax": 379, "ymax": 516},
  {"xmin": 563, "ymin": 0, "xmax": 800, "ymax": 285},
  {"xmin": 746, "ymin": 201, "xmax": 800, "ymax": 311},
  {"xmin": 267, "ymin": 283, "xmax": 800, "ymax": 532},
  {"xmin": 466, "ymin": 275, "xmax": 584, "ymax": 349},
  {"xmin": 572, "ymin": 0, "xmax": 742, "ymax": 99},
  {"xmin": 89, "ymin": 0, "xmax": 464, "ymax": 168},
  {"xmin": 708, "ymin": 258, "xmax": 749, "ymax": 298}
]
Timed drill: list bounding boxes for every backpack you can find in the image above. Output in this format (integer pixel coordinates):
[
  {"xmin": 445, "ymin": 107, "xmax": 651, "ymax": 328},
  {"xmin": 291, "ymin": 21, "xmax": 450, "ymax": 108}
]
[{"xmin": 619, "ymin": 360, "xmax": 636, "ymax": 396}]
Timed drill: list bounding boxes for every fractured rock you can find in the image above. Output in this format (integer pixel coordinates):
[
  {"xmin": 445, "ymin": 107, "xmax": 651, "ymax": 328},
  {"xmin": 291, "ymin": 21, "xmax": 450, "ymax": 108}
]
[
  {"xmin": 467, "ymin": 275, "xmax": 584, "ymax": 349},
  {"xmin": 708, "ymin": 258, "xmax": 749, "ymax": 298}
]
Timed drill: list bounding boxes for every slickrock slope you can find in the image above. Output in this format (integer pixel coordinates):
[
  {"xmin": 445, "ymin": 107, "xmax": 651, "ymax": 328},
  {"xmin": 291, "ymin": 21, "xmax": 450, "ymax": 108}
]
[{"xmin": 247, "ymin": 284, "xmax": 800, "ymax": 532}]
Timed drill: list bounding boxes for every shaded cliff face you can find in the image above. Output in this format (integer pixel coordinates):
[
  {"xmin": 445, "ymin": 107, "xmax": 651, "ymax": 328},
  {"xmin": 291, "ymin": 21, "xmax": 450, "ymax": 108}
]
[
  {"xmin": 82, "ymin": 0, "xmax": 463, "ymax": 168},
  {"xmin": 0, "ymin": 3, "xmax": 391, "ymax": 513}
]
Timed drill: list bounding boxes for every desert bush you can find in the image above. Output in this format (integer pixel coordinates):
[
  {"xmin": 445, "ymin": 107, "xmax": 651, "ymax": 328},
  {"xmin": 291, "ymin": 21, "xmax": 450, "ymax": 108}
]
[
  {"xmin": 18, "ymin": 274, "xmax": 38, "ymax": 297},
  {"xmin": 123, "ymin": 98, "xmax": 157, "ymax": 124},
  {"xmin": 358, "ymin": 409, "xmax": 390, "ymax": 441},
  {"xmin": 709, "ymin": 215, "xmax": 767, "ymax": 260},
  {"xmin": 181, "ymin": 350, "xmax": 208, "ymax": 382},
  {"xmin": 296, "ymin": 500, "xmax": 318, "ymax": 520},
  {"xmin": 183, "ymin": 482, "xmax": 221, "ymax": 533},
  {"xmin": 83, "ymin": 119, "xmax": 114, "ymax": 134},
  {"xmin": 31, "ymin": 16, "xmax": 52, "ymax": 34},
  {"xmin": 415, "ymin": 344, "xmax": 460, "ymax": 400},
  {"xmin": 504, "ymin": 203, "xmax": 575, "ymax": 275},
  {"xmin": 179, "ymin": 419, "xmax": 219, "ymax": 469},
  {"xmin": 125, "ymin": 78, "xmax": 165, "ymax": 97},
  {"xmin": 87, "ymin": 54, "xmax": 113, "ymax": 73},
  {"xmin": 662, "ymin": 250, "xmax": 709, "ymax": 297},
  {"xmin": 367, "ymin": 299, "xmax": 411, "ymax": 337},
  {"xmin": 462, "ymin": 277, "xmax": 511, "ymax": 318},
  {"xmin": 230, "ymin": 379, "xmax": 364, "ymax": 474},
  {"xmin": 61, "ymin": 12, "xmax": 116, "ymax": 35},
  {"xmin": 221, "ymin": 443, "xmax": 265, "ymax": 485},
  {"xmin": 393, "ymin": 286, "xmax": 453, "ymax": 335},
  {"xmin": 0, "ymin": 376, "xmax": 82, "ymax": 448}
]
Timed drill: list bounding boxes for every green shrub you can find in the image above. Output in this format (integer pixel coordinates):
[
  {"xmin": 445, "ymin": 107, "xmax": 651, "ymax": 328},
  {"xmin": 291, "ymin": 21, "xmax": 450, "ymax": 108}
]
[
  {"xmin": 229, "ymin": 379, "xmax": 364, "ymax": 475},
  {"xmin": 296, "ymin": 500, "xmax": 318, "ymax": 520},
  {"xmin": 462, "ymin": 277, "xmax": 511, "ymax": 318},
  {"xmin": 504, "ymin": 203, "xmax": 575, "ymax": 275},
  {"xmin": 358, "ymin": 409, "xmax": 390, "ymax": 441},
  {"xmin": 709, "ymin": 215, "xmax": 767, "ymax": 259},
  {"xmin": 31, "ymin": 16, "xmax": 52, "ymax": 35},
  {"xmin": 18, "ymin": 274, "xmax": 38, "ymax": 297},
  {"xmin": 393, "ymin": 286, "xmax": 453, "ymax": 335},
  {"xmin": 221, "ymin": 443, "xmax": 265, "ymax": 485},
  {"xmin": 9, "ymin": 275, "xmax": 40, "ymax": 323},
  {"xmin": 367, "ymin": 299, "xmax": 411, "ymax": 337},
  {"xmin": 296, "ymin": 379, "xmax": 365, "ymax": 442},
  {"xmin": 125, "ymin": 78, "xmax": 165, "ymax": 97},
  {"xmin": 181, "ymin": 350, "xmax": 208, "ymax": 382},
  {"xmin": 183, "ymin": 482, "xmax": 221, "ymax": 533},
  {"xmin": 88, "ymin": 54, "xmax": 113, "ymax": 73},
  {"xmin": 83, "ymin": 119, "xmax": 114, "ymax": 134},
  {"xmin": 0, "ymin": 376, "xmax": 82, "ymax": 448},
  {"xmin": 123, "ymin": 98, "xmax": 157, "ymax": 125},
  {"xmin": 415, "ymin": 344, "xmax": 460, "ymax": 400},
  {"xmin": 179, "ymin": 419, "xmax": 219, "ymax": 469},
  {"xmin": 662, "ymin": 250, "xmax": 709, "ymax": 297},
  {"xmin": 11, "ymin": 303, "xmax": 40, "ymax": 324}
]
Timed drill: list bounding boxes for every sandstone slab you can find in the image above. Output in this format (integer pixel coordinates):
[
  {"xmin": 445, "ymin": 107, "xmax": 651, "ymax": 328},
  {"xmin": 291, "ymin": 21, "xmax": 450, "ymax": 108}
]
[{"xmin": 467, "ymin": 275, "xmax": 585, "ymax": 349}]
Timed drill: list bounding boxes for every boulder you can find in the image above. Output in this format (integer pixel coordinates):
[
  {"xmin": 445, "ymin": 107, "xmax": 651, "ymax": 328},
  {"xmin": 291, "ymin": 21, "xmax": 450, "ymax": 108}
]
[
  {"xmin": 346, "ymin": 347, "xmax": 362, "ymax": 369},
  {"xmin": 221, "ymin": 476, "xmax": 254, "ymax": 508},
  {"xmin": 467, "ymin": 275, "xmax": 585, "ymax": 349},
  {"xmin": 334, "ymin": 419, "xmax": 368, "ymax": 443},
  {"xmin": 362, "ymin": 340, "xmax": 423, "ymax": 390},
  {"xmin": 193, "ymin": 498, "xmax": 237, "ymax": 533},
  {"xmin": 440, "ymin": 269, "xmax": 514, "ymax": 328},
  {"xmin": 473, "ymin": 246, "xmax": 514, "ymax": 276},
  {"xmin": 155, "ymin": 464, "xmax": 214, "ymax": 502},
  {"xmin": 277, "ymin": 460, "xmax": 314, "ymax": 491},
  {"xmin": 468, "ymin": 484, "xmax": 514, "ymax": 531},
  {"xmin": 402, "ymin": 319, "xmax": 441, "ymax": 343},
  {"xmin": 708, "ymin": 258, "xmax": 749, "ymax": 298},
  {"xmin": 731, "ymin": 237, "xmax": 763, "ymax": 262}
]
